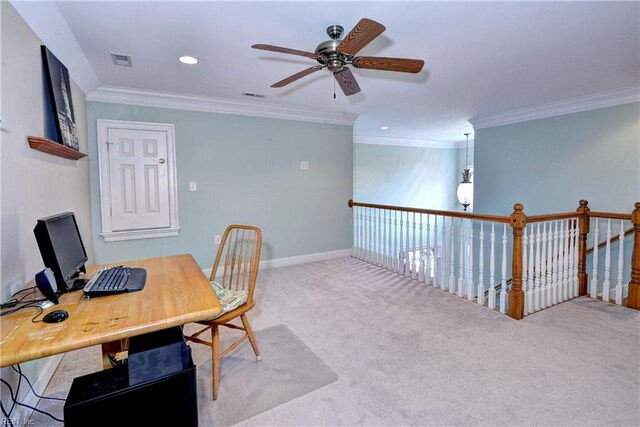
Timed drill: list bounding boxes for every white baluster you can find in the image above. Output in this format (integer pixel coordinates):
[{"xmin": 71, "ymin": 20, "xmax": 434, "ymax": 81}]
[
  {"xmin": 534, "ymin": 223, "xmax": 541, "ymax": 311},
  {"xmin": 412, "ymin": 212, "xmax": 418, "ymax": 280},
  {"xmin": 477, "ymin": 222, "xmax": 485, "ymax": 306},
  {"xmin": 458, "ymin": 219, "xmax": 465, "ymax": 297},
  {"xmin": 393, "ymin": 211, "xmax": 398, "ymax": 272},
  {"xmin": 418, "ymin": 214, "xmax": 424, "ymax": 282},
  {"xmin": 387, "ymin": 212, "xmax": 393, "ymax": 270},
  {"xmin": 522, "ymin": 226, "xmax": 528, "ymax": 315},
  {"xmin": 365, "ymin": 207, "xmax": 370, "ymax": 262},
  {"xmin": 440, "ymin": 216, "xmax": 447, "ymax": 290},
  {"xmin": 540, "ymin": 222, "xmax": 548, "ymax": 309},
  {"xmin": 468, "ymin": 220, "xmax": 475, "ymax": 301},
  {"xmin": 449, "ymin": 217, "xmax": 456, "ymax": 294},
  {"xmin": 615, "ymin": 220, "xmax": 625, "ymax": 305},
  {"xmin": 499, "ymin": 224, "xmax": 508, "ymax": 314},
  {"xmin": 381, "ymin": 210, "xmax": 385, "ymax": 267},
  {"xmin": 602, "ymin": 219, "xmax": 612, "ymax": 303},
  {"xmin": 590, "ymin": 218, "xmax": 599, "ymax": 298},
  {"xmin": 400, "ymin": 212, "xmax": 405, "ymax": 274},
  {"xmin": 488, "ymin": 223, "xmax": 496, "ymax": 310},
  {"xmin": 573, "ymin": 220, "xmax": 579, "ymax": 298},
  {"xmin": 551, "ymin": 221, "xmax": 559, "ymax": 305},
  {"xmin": 370, "ymin": 208, "xmax": 375, "ymax": 264},
  {"xmin": 405, "ymin": 212, "xmax": 411, "ymax": 277},
  {"xmin": 558, "ymin": 221, "xmax": 568, "ymax": 303},
  {"xmin": 425, "ymin": 215, "xmax": 431, "ymax": 285},
  {"xmin": 567, "ymin": 220, "xmax": 575, "ymax": 299},
  {"xmin": 527, "ymin": 227, "xmax": 535, "ymax": 313},
  {"xmin": 377, "ymin": 209, "xmax": 382, "ymax": 266},
  {"xmin": 433, "ymin": 215, "xmax": 439, "ymax": 288},
  {"xmin": 561, "ymin": 220, "xmax": 570, "ymax": 301},
  {"xmin": 545, "ymin": 221, "xmax": 553, "ymax": 306},
  {"xmin": 357, "ymin": 207, "xmax": 363, "ymax": 260}
]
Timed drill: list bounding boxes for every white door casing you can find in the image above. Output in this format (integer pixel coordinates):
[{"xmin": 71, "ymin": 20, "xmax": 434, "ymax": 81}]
[{"xmin": 97, "ymin": 120, "xmax": 180, "ymax": 241}]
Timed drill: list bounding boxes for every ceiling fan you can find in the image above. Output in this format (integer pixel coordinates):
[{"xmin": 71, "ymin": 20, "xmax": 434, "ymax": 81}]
[{"xmin": 251, "ymin": 18, "xmax": 425, "ymax": 97}]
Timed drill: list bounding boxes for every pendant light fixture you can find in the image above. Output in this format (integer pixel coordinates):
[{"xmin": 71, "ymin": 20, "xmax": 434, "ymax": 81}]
[{"xmin": 456, "ymin": 133, "xmax": 473, "ymax": 211}]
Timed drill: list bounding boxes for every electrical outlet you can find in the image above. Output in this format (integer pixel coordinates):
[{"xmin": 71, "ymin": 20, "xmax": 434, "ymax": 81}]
[
  {"xmin": 189, "ymin": 181, "xmax": 197, "ymax": 191},
  {"xmin": 214, "ymin": 235, "xmax": 221, "ymax": 245},
  {"xmin": 300, "ymin": 161, "xmax": 309, "ymax": 170}
]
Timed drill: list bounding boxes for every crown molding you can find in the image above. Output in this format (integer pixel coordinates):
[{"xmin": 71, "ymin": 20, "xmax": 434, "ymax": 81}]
[
  {"xmin": 469, "ymin": 86, "xmax": 640, "ymax": 129},
  {"xmin": 87, "ymin": 86, "xmax": 358, "ymax": 126},
  {"xmin": 354, "ymin": 135, "xmax": 473, "ymax": 149}
]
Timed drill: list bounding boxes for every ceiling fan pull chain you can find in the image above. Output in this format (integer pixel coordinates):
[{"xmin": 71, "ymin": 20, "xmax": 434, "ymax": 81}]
[{"xmin": 333, "ymin": 76, "xmax": 337, "ymax": 99}]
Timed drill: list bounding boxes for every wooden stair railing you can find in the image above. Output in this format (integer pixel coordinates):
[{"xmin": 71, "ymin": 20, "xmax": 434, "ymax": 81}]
[{"xmin": 348, "ymin": 199, "xmax": 640, "ymax": 318}]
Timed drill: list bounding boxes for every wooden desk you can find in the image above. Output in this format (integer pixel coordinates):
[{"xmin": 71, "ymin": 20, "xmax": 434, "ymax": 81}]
[{"xmin": 0, "ymin": 254, "xmax": 221, "ymax": 368}]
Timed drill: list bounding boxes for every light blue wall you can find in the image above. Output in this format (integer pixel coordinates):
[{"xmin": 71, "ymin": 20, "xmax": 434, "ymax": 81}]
[
  {"xmin": 87, "ymin": 102, "xmax": 353, "ymax": 267},
  {"xmin": 474, "ymin": 102, "xmax": 640, "ymax": 216},
  {"xmin": 353, "ymin": 143, "xmax": 467, "ymax": 211}
]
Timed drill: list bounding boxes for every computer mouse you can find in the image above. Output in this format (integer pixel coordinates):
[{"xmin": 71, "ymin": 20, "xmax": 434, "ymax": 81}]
[{"xmin": 43, "ymin": 309, "xmax": 69, "ymax": 323}]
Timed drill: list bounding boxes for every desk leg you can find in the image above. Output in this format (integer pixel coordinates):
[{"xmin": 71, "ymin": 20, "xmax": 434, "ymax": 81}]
[{"xmin": 101, "ymin": 339, "xmax": 129, "ymax": 369}]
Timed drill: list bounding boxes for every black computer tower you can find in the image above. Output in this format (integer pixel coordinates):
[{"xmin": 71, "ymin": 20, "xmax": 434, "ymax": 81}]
[{"xmin": 64, "ymin": 327, "xmax": 197, "ymax": 427}]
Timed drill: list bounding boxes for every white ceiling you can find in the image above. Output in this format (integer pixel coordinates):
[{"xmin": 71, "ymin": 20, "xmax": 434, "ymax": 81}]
[{"xmin": 14, "ymin": 1, "xmax": 640, "ymax": 144}]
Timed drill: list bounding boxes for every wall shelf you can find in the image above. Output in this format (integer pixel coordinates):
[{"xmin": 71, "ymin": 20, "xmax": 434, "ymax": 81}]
[{"xmin": 28, "ymin": 136, "xmax": 87, "ymax": 160}]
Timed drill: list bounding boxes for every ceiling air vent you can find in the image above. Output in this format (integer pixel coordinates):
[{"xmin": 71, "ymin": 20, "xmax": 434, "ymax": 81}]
[
  {"xmin": 111, "ymin": 53, "xmax": 132, "ymax": 67},
  {"xmin": 241, "ymin": 92, "xmax": 266, "ymax": 98}
]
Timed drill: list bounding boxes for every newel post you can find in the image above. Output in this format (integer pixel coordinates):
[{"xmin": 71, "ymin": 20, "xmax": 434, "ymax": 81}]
[
  {"xmin": 509, "ymin": 203, "xmax": 526, "ymax": 320},
  {"xmin": 577, "ymin": 200, "xmax": 590, "ymax": 296},
  {"xmin": 628, "ymin": 202, "xmax": 640, "ymax": 310}
]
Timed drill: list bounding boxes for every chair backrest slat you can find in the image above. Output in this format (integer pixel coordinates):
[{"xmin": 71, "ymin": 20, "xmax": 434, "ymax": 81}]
[{"xmin": 210, "ymin": 225, "xmax": 262, "ymax": 301}]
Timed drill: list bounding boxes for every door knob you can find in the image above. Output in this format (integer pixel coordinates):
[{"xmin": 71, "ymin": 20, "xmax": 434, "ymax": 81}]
[{"xmin": 157, "ymin": 158, "xmax": 166, "ymax": 164}]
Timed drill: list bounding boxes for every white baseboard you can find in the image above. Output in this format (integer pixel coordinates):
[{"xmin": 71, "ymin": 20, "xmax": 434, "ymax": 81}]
[
  {"xmin": 9, "ymin": 354, "xmax": 63, "ymax": 424},
  {"xmin": 202, "ymin": 248, "xmax": 352, "ymax": 278}
]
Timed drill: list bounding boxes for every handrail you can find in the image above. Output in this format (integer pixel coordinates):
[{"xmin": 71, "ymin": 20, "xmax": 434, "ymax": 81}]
[
  {"xmin": 347, "ymin": 199, "xmax": 512, "ymax": 223},
  {"xmin": 586, "ymin": 227, "xmax": 634, "ymax": 255},
  {"xmin": 527, "ymin": 212, "xmax": 580, "ymax": 223},
  {"xmin": 589, "ymin": 211, "xmax": 632, "ymax": 221}
]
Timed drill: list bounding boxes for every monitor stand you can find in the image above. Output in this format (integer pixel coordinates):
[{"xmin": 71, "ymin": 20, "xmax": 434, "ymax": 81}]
[{"xmin": 66, "ymin": 278, "xmax": 88, "ymax": 292}]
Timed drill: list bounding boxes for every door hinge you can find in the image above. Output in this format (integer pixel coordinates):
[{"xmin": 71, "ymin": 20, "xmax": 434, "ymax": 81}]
[
  {"xmin": 105, "ymin": 141, "xmax": 114, "ymax": 151},
  {"xmin": 110, "ymin": 207, "xmax": 113, "ymax": 216}
]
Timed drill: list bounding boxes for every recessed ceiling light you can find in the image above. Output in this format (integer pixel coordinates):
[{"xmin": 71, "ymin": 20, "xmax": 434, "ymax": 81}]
[
  {"xmin": 380, "ymin": 126, "xmax": 389, "ymax": 130},
  {"xmin": 179, "ymin": 55, "xmax": 198, "ymax": 65}
]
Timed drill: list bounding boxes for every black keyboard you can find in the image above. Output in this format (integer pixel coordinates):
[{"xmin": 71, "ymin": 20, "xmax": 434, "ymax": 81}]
[{"xmin": 83, "ymin": 266, "xmax": 146, "ymax": 297}]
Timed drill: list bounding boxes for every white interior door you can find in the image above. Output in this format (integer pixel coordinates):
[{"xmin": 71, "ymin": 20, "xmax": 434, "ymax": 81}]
[{"xmin": 107, "ymin": 127, "xmax": 170, "ymax": 231}]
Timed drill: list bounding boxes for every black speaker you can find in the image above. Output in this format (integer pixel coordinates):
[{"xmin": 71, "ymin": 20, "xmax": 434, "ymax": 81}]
[{"xmin": 35, "ymin": 268, "xmax": 58, "ymax": 304}]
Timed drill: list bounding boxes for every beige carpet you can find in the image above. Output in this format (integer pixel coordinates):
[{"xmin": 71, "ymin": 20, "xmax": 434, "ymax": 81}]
[{"xmin": 29, "ymin": 257, "xmax": 640, "ymax": 426}]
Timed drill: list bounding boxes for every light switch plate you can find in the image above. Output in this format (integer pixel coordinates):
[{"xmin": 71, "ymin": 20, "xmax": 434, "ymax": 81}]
[
  {"xmin": 189, "ymin": 181, "xmax": 197, "ymax": 191},
  {"xmin": 300, "ymin": 161, "xmax": 309, "ymax": 170}
]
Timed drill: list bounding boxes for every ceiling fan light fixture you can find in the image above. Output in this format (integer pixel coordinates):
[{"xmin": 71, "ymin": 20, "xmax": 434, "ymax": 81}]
[
  {"xmin": 380, "ymin": 126, "xmax": 389, "ymax": 130},
  {"xmin": 179, "ymin": 55, "xmax": 199, "ymax": 65}
]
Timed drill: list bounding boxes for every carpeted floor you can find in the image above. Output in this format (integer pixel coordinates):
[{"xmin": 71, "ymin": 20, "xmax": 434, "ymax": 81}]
[{"xmin": 31, "ymin": 257, "xmax": 640, "ymax": 426}]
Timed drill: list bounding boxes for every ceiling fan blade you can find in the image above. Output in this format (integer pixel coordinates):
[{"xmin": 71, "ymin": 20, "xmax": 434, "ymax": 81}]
[
  {"xmin": 334, "ymin": 68, "xmax": 361, "ymax": 96},
  {"xmin": 252, "ymin": 44, "xmax": 318, "ymax": 59},
  {"xmin": 352, "ymin": 56, "xmax": 425, "ymax": 73},
  {"xmin": 271, "ymin": 66, "xmax": 324, "ymax": 88},
  {"xmin": 337, "ymin": 18, "xmax": 386, "ymax": 56}
]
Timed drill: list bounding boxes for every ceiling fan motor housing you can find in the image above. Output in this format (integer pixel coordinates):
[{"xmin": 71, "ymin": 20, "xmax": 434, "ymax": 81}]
[{"xmin": 315, "ymin": 25, "xmax": 352, "ymax": 72}]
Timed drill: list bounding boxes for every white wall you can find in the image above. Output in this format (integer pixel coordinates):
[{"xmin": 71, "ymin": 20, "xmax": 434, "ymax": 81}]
[{"xmin": 1, "ymin": 2, "xmax": 93, "ymax": 419}]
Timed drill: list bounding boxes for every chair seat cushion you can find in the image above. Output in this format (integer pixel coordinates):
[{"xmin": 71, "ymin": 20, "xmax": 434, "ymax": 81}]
[{"xmin": 210, "ymin": 281, "xmax": 248, "ymax": 318}]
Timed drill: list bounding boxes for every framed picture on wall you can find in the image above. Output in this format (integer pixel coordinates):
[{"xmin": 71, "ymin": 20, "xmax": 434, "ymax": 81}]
[{"xmin": 41, "ymin": 45, "xmax": 79, "ymax": 151}]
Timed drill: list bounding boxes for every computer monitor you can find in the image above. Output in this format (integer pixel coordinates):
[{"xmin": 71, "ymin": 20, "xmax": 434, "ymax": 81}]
[{"xmin": 34, "ymin": 212, "xmax": 88, "ymax": 292}]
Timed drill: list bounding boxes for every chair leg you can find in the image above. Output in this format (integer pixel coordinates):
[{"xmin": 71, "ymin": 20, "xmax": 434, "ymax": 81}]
[
  {"xmin": 240, "ymin": 314, "xmax": 261, "ymax": 362},
  {"xmin": 211, "ymin": 324, "xmax": 220, "ymax": 400}
]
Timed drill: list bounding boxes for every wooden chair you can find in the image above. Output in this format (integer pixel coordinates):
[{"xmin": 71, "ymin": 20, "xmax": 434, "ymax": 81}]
[{"xmin": 184, "ymin": 224, "xmax": 262, "ymax": 400}]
